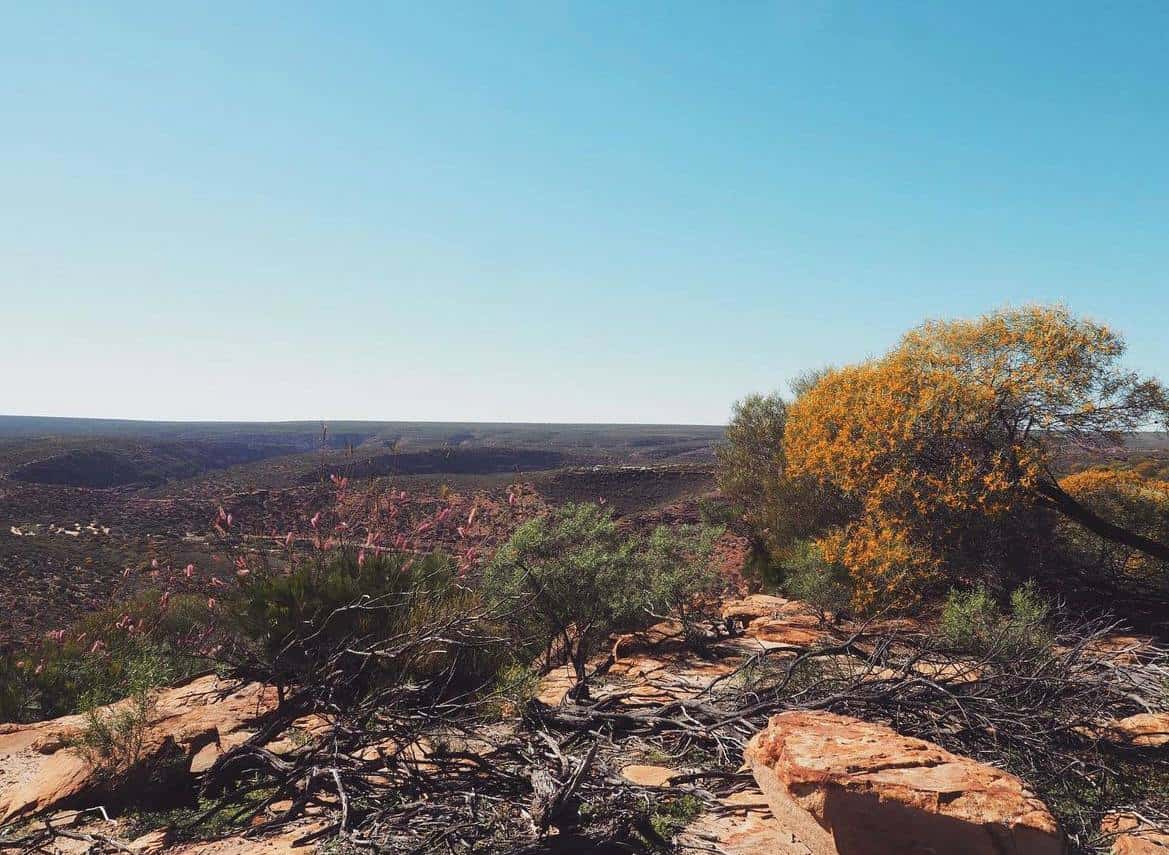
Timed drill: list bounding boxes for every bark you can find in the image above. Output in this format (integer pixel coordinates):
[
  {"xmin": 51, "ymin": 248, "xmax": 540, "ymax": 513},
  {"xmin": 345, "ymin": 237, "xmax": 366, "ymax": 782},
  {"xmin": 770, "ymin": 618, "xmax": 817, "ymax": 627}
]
[{"xmin": 1036, "ymin": 479, "xmax": 1169, "ymax": 563}]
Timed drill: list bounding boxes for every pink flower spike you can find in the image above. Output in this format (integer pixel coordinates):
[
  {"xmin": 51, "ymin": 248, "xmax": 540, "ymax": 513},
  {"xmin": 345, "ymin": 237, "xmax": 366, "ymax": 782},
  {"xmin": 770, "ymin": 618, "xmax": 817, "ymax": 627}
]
[
  {"xmin": 358, "ymin": 549, "xmax": 366, "ymax": 567},
  {"xmin": 185, "ymin": 563, "xmax": 195, "ymax": 578},
  {"xmin": 285, "ymin": 531, "xmax": 294, "ymax": 547},
  {"xmin": 207, "ymin": 597, "xmax": 216, "ymax": 610},
  {"xmin": 151, "ymin": 558, "xmax": 159, "ymax": 569},
  {"xmin": 310, "ymin": 512, "xmax": 321, "ymax": 529}
]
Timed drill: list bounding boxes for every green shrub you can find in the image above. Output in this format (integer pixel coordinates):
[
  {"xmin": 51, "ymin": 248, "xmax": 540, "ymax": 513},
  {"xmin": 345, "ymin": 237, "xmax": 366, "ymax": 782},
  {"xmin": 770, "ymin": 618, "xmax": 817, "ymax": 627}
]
[
  {"xmin": 72, "ymin": 647, "xmax": 171, "ymax": 779},
  {"xmin": 781, "ymin": 540, "xmax": 851, "ymax": 620},
  {"xmin": 697, "ymin": 497, "xmax": 740, "ymax": 527},
  {"xmin": 642, "ymin": 523, "xmax": 726, "ymax": 639},
  {"xmin": 1, "ymin": 591, "xmax": 212, "ymax": 722},
  {"xmin": 489, "ymin": 661, "xmax": 541, "ymax": 718},
  {"xmin": 939, "ymin": 582, "xmax": 1053, "ymax": 660},
  {"xmin": 225, "ymin": 550, "xmax": 500, "ymax": 695},
  {"xmin": 484, "ymin": 503, "xmax": 724, "ymax": 695},
  {"xmin": 484, "ymin": 503, "xmax": 646, "ymax": 693}
]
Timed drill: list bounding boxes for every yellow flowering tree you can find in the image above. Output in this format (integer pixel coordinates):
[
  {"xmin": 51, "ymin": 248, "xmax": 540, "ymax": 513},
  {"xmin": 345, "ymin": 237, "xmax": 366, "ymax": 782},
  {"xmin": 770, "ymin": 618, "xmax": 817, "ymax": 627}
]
[
  {"xmin": 1057, "ymin": 468, "xmax": 1169, "ymax": 582},
  {"xmin": 785, "ymin": 306, "xmax": 1169, "ymax": 609}
]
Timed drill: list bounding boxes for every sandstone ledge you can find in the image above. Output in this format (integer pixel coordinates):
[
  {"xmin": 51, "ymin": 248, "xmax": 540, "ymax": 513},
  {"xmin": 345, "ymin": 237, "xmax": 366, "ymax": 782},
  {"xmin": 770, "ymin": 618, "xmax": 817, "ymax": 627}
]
[{"xmin": 744, "ymin": 710, "xmax": 1064, "ymax": 855}]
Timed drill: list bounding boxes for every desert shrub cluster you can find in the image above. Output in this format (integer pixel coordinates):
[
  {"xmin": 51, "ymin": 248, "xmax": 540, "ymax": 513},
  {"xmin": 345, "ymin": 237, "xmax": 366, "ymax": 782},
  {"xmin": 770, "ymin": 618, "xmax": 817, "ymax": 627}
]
[
  {"xmin": 484, "ymin": 502, "xmax": 725, "ymax": 694},
  {"xmin": 938, "ymin": 582, "xmax": 1054, "ymax": 660},
  {"xmin": 0, "ymin": 590, "xmax": 213, "ymax": 722}
]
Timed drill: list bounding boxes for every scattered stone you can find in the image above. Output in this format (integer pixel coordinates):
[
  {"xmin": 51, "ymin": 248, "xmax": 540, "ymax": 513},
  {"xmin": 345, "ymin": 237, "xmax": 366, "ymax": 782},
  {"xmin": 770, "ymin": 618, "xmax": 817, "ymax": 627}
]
[
  {"xmin": 722, "ymin": 594, "xmax": 798, "ymax": 624},
  {"xmin": 1102, "ymin": 813, "xmax": 1169, "ymax": 854},
  {"xmin": 679, "ymin": 790, "xmax": 802, "ymax": 854},
  {"xmin": 1101, "ymin": 712, "xmax": 1169, "ymax": 749},
  {"xmin": 620, "ymin": 764, "xmax": 677, "ymax": 787}
]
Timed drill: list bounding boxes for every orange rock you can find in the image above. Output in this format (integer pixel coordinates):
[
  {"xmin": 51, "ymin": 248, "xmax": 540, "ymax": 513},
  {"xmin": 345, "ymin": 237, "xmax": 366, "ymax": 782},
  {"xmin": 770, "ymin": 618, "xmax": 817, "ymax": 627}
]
[
  {"xmin": 0, "ymin": 675, "xmax": 278, "ymax": 824},
  {"xmin": 722, "ymin": 595, "xmax": 799, "ymax": 624},
  {"xmin": 620, "ymin": 764, "xmax": 677, "ymax": 787},
  {"xmin": 1100, "ymin": 712, "xmax": 1169, "ymax": 749},
  {"xmin": 680, "ymin": 790, "xmax": 804, "ymax": 854},
  {"xmin": 1102, "ymin": 812, "xmax": 1169, "ymax": 854},
  {"xmin": 744, "ymin": 711, "xmax": 1064, "ymax": 855}
]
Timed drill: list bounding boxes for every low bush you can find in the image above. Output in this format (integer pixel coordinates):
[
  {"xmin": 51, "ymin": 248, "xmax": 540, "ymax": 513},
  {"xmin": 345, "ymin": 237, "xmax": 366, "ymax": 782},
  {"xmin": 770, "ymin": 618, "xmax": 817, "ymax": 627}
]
[
  {"xmin": 72, "ymin": 646, "xmax": 171, "ymax": 779},
  {"xmin": 780, "ymin": 540, "xmax": 851, "ymax": 620},
  {"xmin": 225, "ymin": 549, "xmax": 502, "ymax": 698},
  {"xmin": 0, "ymin": 591, "xmax": 213, "ymax": 722},
  {"xmin": 938, "ymin": 582, "xmax": 1053, "ymax": 660},
  {"xmin": 643, "ymin": 523, "xmax": 727, "ymax": 639},
  {"xmin": 484, "ymin": 503, "xmax": 725, "ymax": 695}
]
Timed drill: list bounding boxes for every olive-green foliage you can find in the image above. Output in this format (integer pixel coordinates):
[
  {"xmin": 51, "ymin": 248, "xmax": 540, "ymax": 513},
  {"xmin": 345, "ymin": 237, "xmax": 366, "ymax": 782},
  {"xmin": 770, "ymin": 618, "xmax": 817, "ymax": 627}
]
[
  {"xmin": 483, "ymin": 503, "xmax": 645, "ymax": 681},
  {"xmin": 780, "ymin": 540, "xmax": 852, "ymax": 620},
  {"xmin": 488, "ymin": 661, "xmax": 541, "ymax": 719},
  {"xmin": 0, "ymin": 591, "xmax": 211, "ymax": 722},
  {"xmin": 648, "ymin": 793, "xmax": 703, "ymax": 844},
  {"xmin": 716, "ymin": 392, "xmax": 850, "ymax": 560},
  {"xmin": 643, "ymin": 523, "xmax": 726, "ymax": 635},
  {"xmin": 696, "ymin": 497, "xmax": 740, "ymax": 527},
  {"xmin": 73, "ymin": 647, "xmax": 171, "ymax": 779},
  {"xmin": 484, "ymin": 503, "xmax": 723, "ymax": 684},
  {"xmin": 227, "ymin": 550, "xmax": 498, "ymax": 692},
  {"xmin": 939, "ymin": 583, "xmax": 1053, "ymax": 660}
]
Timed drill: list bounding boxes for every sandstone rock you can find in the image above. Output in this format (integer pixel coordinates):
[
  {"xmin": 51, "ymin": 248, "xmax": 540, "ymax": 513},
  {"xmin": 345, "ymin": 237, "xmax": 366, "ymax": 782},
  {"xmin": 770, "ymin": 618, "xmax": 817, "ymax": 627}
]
[
  {"xmin": 744, "ymin": 711, "xmax": 1064, "ymax": 855},
  {"xmin": 130, "ymin": 827, "xmax": 172, "ymax": 853},
  {"xmin": 741, "ymin": 614, "xmax": 831, "ymax": 648},
  {"xmin": 0, "ymin": 674, "xmax": 278, "ymax": 824},
  {"xmin": 1102, "ymin": 813, "xmax": 1169, "ymax": 854},
  {"xmin": 679, "ymin": 790, "xmax": 805, "ymax": 854},
  {"xmin": 722, "ymin": 595, "xmax": 799, "ymax": 625},
  {"xmin": 1100, "ymin": 712, "xmax": 1169, "ymax": 748},
  {"xmin": 620, "ymin": 764, "xmax": 677, "ymax": 787}
]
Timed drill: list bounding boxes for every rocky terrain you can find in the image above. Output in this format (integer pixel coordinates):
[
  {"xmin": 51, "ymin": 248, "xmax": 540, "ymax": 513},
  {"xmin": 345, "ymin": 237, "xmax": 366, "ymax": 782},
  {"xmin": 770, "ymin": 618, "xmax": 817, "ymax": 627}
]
[{"xmin": 2, "ymin": 593, "xmax": 1166, "ymax": 853}]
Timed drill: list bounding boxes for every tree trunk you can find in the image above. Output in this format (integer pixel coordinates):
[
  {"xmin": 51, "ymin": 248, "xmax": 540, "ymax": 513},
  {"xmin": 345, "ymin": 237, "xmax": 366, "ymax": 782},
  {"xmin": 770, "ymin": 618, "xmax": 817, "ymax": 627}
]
[{"xmin": 1036, "ymin": 480, "xmax": 1169, "ymax": 563}]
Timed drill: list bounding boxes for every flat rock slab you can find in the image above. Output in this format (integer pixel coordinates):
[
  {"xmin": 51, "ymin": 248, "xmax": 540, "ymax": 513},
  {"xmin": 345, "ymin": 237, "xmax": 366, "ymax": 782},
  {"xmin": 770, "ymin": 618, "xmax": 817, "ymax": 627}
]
[
  {"xmin": 744, "ymin": 710, "xmax": 1064, "ymax": 855},
  {"xmin": 1103, "ymin": 813, "xmax": 1169, "ymax": 854}
]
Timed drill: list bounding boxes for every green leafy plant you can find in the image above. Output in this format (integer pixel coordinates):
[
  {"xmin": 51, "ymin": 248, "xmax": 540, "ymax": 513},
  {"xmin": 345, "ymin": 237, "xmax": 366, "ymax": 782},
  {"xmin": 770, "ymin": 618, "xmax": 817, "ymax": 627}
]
[
  {"xmin": 939, "ymin": 582, "xmax": 1053, "ymax": 660},
  {"xmin": 780, "ymin": 540, "xmax": 852, "ymax": 621},
  {"xmin": 483, "ymin": 503, "xmax": 646, "ymax": 696},
  {"xmin": 484, "ymin": 503, "xmax": 725, "ymax": 697},
  {"xmin": 226, "ymin": 550, "xmax": 500, "ymax": 697},
  {"xmin": 72, "ymin": 646, "xmax": 171, "ymax": 780},
  {"xmin": 642, "ymin": 523, "xmax": 726, "ymax": 641}
]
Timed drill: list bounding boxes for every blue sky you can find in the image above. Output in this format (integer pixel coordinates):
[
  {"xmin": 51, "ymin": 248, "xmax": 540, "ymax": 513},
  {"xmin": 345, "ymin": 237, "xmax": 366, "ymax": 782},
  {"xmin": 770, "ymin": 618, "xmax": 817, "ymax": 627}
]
[{"xmin": 3, "ymin": 2, "xmax": 1166, "ymax": 424}]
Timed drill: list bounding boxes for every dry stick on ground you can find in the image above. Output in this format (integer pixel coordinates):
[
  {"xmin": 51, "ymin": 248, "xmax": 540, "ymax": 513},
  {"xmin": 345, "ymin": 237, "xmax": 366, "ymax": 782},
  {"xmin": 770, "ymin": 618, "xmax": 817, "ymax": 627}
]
[{"xmin": 11, "ymin": 594, "xmax": 1166, "ymax": 854}]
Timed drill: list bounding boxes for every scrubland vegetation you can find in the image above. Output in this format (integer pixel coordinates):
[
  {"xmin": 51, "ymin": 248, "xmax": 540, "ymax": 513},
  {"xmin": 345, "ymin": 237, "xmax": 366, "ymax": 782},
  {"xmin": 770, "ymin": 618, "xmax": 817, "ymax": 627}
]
[
  {"xmin": 719, "ymin": 305, "xmax": 1169, "ymax": 620},
  {"xmin": 2, "ymin": 305, "xmax": 1169, "ymax": 853}
]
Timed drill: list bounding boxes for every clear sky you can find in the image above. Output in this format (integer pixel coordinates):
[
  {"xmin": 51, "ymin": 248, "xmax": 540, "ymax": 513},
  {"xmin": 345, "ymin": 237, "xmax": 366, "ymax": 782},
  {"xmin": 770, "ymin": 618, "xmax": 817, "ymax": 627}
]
[{"xmin": 3, "ymin": 2, "xmax": 1166, "ymax": 424}]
